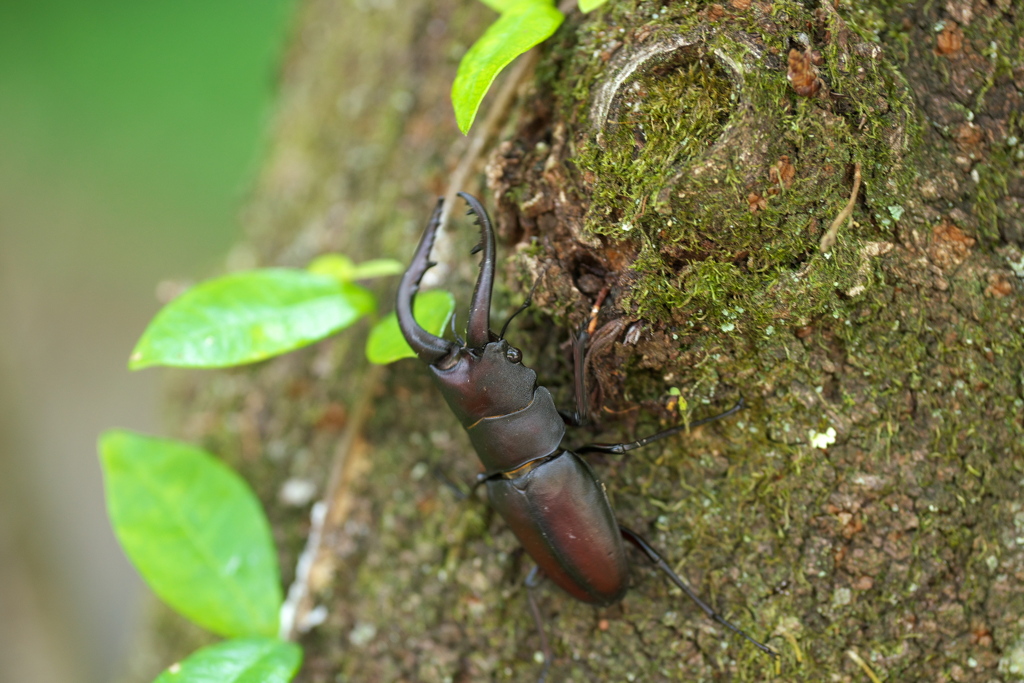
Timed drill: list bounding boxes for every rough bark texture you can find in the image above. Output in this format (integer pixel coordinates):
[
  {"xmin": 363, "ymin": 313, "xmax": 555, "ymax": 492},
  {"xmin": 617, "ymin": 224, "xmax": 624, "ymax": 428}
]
[{"xmin": 127, "ymin": 0, "xmax": 1024, "ymax": 681}]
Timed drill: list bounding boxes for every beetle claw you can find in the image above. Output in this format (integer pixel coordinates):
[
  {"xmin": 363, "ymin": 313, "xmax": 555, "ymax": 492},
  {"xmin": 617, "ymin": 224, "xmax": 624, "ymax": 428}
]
[
  {"xmin": 396, "ymin": 198, "xmax": 457, "ymax": 363},
  {"xmin": 458, "ymin": 192, "xmax": 495, "ymax": 349}
]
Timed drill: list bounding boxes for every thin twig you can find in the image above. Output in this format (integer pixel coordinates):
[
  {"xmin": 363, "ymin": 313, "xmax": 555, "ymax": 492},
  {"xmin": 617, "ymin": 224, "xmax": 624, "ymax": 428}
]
[
  {"xmin": 442, "ymin": 50, "xmax": 540, "ymax": 227},
  {"xmin": 427, "ymin": 0, "xmax": 575, "ymax": 284},
  {"xmin": 280, "ymin": 364, "xmax": 384, "ymax": 641},
  {"xmin": 586, "ymin": 286, "xmax": 611, "ymax": 335},
  {"xmin": 425, "ymin": 49, "xmax": 541, "ymax": 287},
  {"xmin": 279, "ymin": 501, "xmax": 326, "ymax": 640},
  {"xmin": 819, "ymin": 162, "xmax": 862, "ymax": 253}
]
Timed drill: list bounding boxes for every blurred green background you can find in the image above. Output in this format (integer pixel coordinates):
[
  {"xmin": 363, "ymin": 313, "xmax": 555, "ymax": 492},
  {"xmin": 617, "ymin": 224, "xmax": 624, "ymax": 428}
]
[{"xmin": 0, "ymin": 1, "xmax": 294, "ymax": 682}]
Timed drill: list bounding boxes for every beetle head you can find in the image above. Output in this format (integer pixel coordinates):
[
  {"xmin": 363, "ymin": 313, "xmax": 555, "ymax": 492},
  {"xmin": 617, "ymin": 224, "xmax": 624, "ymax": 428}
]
[{"xmin": 397, "ymin": 194, "xmax": 537, "ymax": 425}]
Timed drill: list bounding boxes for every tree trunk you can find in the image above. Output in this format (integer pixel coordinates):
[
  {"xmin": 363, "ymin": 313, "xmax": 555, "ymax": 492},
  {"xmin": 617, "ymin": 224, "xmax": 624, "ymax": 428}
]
[{"xmin": 130, "ymin": 0, "xmax": 1024, "ymax": 681}]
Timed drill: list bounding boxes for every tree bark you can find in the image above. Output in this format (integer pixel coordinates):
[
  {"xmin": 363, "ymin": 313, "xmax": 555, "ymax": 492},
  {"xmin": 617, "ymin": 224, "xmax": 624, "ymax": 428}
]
[{"xmin": 131, "ymin": 0, "xmax": 1024, "ymax": 681}]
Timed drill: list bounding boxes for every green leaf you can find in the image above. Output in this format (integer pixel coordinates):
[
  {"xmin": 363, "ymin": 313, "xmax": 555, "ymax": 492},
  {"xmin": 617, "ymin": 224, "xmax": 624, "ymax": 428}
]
[
  {"xmin": 366, "ymin": 290, "xmax": 456, "ymax": 364},
  {"xmin": 452, "ymin": 1, "xmax": 563, "ymax": 134},
  {"xmin": 578, "ymin": 0, "xmax": 608, "ymax": 12},
  {"xmin": 347, "ymin": 258, "xmax": 405, "ymax": 280},
  {"xmin": 308, "ymin": 254, "xmax": 404, "ymax": 282},
  {"xmin": 130, "ymin": 269, "xmax": 376, "ymax": 369},
  {"xmin": 477, "ymin": 0, "xmax": 520, "ymax": 12},
  {"xmin": 307, "ymin": 254, "xmax": 357, "ymax": 281},
  {"xmin": 153, "ymin": 638, "xmax": 302, "ymax": 683},
  {"xmin": 348, "ymin": 259, "xmax": 403, "ymax": 280},
  {"xmin": 100, "ymin": 430, "xmax": 282, "ymax": 638}
]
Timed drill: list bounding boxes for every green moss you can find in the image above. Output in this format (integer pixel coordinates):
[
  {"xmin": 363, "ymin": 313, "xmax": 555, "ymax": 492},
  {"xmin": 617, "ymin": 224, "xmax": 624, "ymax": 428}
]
[
  {"xmin": 976, "ymin": 111, "xmax": 1023, "ymax": 242},
  {"xmin": 541, "ymin": 1, "xmax": 920, "ymax": 342},
  {"xmin": 522, "ymin": 11, "xmax": 1024, "ymax": 669},
  {"xmin": 581, "ymin": 57, "xmax": 734, "ymax": 235}
]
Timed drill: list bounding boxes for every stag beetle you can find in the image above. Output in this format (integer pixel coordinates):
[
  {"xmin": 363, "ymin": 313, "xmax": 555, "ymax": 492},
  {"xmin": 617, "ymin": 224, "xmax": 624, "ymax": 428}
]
[{"xmin": 397, "ymin": 193, "xmax": 777, "ymax": 676}]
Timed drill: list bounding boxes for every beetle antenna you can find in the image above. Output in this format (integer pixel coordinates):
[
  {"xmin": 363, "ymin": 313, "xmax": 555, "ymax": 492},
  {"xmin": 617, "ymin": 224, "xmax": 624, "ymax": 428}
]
[
  {"xmin": 498, "ymin": 278, "xmax": 540, "ymax": 340},
  {"xmin": 449, "ymin": 314, "xmax": 465, "ymax": 347}
]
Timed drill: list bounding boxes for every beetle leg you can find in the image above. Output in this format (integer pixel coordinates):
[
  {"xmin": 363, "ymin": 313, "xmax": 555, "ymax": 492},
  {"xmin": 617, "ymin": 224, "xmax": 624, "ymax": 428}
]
[
  {"xmin": 560, "ymin": 326, "xmax": 591, "ymax": 427},
  {"xmin": 619, "ymin": 526, "xmax": 778, "ymax": 658},
  {"xmin": 430, "ymin": 466, "xmax": 472, "ymax": 501},
  {"xmin": 575, "ymin": 398, "xmax": 745, "ymax": 455},
  {"xmin": 563, "ymin": 317, "xmax": 628, "ymax": 427},
  {"xmin": 524, "ymin": 565, "xmax": 553, "ymax": 683}
]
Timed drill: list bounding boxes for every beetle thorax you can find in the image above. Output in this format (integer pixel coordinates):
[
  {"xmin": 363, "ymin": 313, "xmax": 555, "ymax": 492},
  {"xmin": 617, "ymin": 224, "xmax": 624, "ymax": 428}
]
[{"xmin": 429, "ymin": 340, "xmax": 537, "ymax": 426}]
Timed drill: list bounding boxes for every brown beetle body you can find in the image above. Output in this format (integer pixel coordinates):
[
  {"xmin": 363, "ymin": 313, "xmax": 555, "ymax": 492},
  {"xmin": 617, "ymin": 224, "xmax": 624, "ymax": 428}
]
[
  {"xmin": 396, "ymin": 194, "xmax": 776, "ymax": 675},
  {"xmin": 397, "ymin": 194, "xmax": 629, "ymax": 605},
  {"xmin": 487, "ymin": 450, "xmax": 628, "ymax": 605}
]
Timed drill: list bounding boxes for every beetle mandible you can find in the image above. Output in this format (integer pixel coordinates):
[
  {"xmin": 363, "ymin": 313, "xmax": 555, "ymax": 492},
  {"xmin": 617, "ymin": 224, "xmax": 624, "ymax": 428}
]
[{"xmin": 396, "ymin": 193, "xmax": 777, "ymax": 675}]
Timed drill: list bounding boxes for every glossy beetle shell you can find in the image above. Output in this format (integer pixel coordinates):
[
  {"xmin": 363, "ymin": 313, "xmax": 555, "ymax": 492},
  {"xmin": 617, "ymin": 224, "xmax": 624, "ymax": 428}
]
[
  {"xmin": 396, "ymin": 195, "xmax": 631, "ymax": 606},
  {"xmin": 487, "ymin": 451, "xmax": 629, "ymax": 606}
]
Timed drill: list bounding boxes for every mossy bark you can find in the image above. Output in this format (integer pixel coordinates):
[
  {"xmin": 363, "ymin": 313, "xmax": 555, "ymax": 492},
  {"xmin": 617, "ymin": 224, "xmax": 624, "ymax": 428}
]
[{"xmin": 129, "ymin": 0, "xmax": 1024, "ymax": 681}]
